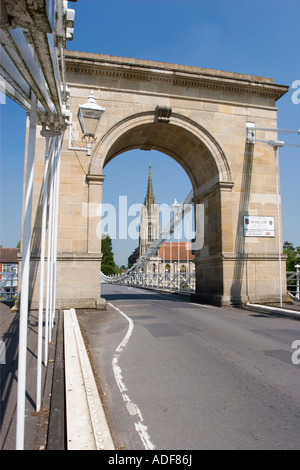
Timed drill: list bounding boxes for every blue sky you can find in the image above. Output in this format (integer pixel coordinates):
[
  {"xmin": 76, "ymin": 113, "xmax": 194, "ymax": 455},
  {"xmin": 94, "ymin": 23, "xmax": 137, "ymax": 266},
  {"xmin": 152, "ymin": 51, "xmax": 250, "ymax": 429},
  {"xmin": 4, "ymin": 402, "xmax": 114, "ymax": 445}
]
[{"xmin": 1, "ymin": 0, "xmax": 299, "ymax": 266}]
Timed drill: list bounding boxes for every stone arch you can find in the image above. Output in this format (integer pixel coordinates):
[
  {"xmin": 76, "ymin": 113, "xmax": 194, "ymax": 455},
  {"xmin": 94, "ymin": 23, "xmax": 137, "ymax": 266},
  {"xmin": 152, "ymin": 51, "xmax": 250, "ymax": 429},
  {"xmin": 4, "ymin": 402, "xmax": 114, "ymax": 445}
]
[
  {"xmin": 89, "ymin": 111, "xmax": 234, "ymax": 306},
  {"xmin": 27, "ymin": 51, "xmax": 289, "ymax": 310},
  {"xmin": 90, "ymin": 111, "xmax": 231, "ymax": 196}
]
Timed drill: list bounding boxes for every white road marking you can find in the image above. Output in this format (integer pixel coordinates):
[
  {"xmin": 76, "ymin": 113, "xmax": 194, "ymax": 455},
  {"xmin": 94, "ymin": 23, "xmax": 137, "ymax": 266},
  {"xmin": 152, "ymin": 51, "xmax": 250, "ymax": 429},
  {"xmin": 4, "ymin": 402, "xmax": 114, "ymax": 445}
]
[
  {"xmin": 108, "ymin": 302, "xmax": 156, "ymax": 450},
  {"xmin": 190, "ymin": 302, "xmax": 214, "ymax": 309}
]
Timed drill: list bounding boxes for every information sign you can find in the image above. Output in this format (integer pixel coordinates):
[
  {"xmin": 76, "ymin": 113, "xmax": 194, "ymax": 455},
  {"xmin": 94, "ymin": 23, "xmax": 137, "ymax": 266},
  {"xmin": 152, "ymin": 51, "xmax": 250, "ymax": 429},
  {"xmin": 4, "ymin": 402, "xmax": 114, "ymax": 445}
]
[{"xmin": 244, "ymin": 216, "xmax": 275, "ymax": 237}]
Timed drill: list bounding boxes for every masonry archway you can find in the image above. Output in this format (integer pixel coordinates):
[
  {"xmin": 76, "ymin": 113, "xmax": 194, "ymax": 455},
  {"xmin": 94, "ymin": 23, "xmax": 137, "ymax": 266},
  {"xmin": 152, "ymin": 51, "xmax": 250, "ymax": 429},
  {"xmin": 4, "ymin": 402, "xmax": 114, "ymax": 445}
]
[
  {"xmin": 91, "ymin": 112, "xmax": 233, "ymax": 306},
  {"xmin": 28, "ymin": 51, "xmax": 289, "ymax": 309},
  {"xmin": 91, "ymin": 112, "xmax": 232, "ymax": 193}
]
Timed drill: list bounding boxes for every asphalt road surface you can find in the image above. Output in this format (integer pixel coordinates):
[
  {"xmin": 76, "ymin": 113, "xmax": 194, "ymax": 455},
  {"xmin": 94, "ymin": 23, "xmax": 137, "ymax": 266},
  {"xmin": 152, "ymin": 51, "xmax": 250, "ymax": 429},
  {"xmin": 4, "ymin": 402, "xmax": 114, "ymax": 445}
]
[{"xmin": 77, "ymin": 284, "xmax": 300, "ymax": 450}]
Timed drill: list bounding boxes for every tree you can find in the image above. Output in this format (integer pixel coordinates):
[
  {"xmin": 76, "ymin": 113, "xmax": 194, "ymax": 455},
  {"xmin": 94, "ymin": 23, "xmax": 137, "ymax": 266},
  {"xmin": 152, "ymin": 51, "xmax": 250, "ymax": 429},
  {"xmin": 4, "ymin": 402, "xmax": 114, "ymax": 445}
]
[
  {"xmin": 283, "ymin": 241, "xmax": 300, "ymax": 272},
  {"xmin": 101, "ymin": 235, "xmax": 119, "ymax": 275}
]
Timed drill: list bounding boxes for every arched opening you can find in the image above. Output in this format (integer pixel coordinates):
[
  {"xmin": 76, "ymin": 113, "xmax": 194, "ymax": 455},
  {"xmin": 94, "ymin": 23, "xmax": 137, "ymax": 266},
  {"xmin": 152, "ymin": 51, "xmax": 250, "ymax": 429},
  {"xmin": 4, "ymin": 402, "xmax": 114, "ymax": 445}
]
[
  {"xmin": 148, "ymin": 223, "xmax": 153, "ymax": 242},
  {"xmin": 97, "ymin": 115, "xmax": 231, "ymax": 192},
  {"xmin": 165, "ymin": 263, "xmax": 171, "ymax": 273},
  {"xmin": 97, "ymin": 116, "xmax": 229, "ymax": 304},
  {"xmin": 101, "ymin": 148, "xmax": 193, "ymax": 269}
]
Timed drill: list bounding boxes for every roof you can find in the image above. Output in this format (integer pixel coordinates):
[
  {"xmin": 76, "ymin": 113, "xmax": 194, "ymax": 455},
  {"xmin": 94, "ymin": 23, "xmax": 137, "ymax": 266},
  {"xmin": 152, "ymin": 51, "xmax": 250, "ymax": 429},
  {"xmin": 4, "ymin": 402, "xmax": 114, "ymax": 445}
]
[
  {"xmin": 159, "ymin": 242, "xmax": 195, "ymax": 261},
  {"xmin": 0, "ymin": 248, "xmax": 20, "ymax": 264},
  {"xmin": 144, "ymin": 164, "xmax": 155, "ymax": 210}
]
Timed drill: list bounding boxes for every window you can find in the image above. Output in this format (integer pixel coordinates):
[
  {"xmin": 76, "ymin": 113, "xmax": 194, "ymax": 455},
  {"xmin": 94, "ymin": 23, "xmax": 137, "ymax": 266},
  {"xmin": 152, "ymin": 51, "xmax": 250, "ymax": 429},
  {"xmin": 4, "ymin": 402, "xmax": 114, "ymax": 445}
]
[
  {"xmin": 165, "ymin": 264, "xmax": 171, "ymax": 273},
  {"xmin": 2, "ymin": 264, "xmax": 17, "ymax": 273},
  {"xmin": 148, "ymin": 223, "xmax": 153, "ymax": 242}
]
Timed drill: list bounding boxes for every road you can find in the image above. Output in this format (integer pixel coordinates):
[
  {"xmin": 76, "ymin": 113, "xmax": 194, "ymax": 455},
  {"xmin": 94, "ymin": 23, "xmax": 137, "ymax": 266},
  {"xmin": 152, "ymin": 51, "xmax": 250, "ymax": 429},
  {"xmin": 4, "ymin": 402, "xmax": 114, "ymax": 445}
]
[{"xmin": 77, "ymin": 284, "xmax": 300, "ymax": 450}]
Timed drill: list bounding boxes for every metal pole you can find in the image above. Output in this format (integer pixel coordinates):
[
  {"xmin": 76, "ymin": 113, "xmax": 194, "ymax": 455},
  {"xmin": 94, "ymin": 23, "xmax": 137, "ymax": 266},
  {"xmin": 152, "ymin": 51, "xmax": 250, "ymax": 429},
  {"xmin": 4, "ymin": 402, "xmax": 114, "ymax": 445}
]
[
  {"xmin": 48, "ymin": 145, "xmax": 56, "ymax": 341},
  {"xmin": 252, "ymin": 127, "xmax": 300, "ymax": 134},
  {"xmin": 16, "ymin": 92, "xmax": 37, "ymax": 450},
  {"xmin": 274, "ymin": 146, "xmax": 283, "ymax": 307},
  {"xmin": 36, "ymin": 127, "xmax": 51, "ymax": 412},
  {"xmin": 178, "ymin": 239, "xmax": 180, "ymax": 290},
  {"xmin": 45, "ymin": 134, "xmax": 56, "ymax": 364},
  {"xmin": 50, "ymin": 132, "xmax": 63, "ymax": 329}
]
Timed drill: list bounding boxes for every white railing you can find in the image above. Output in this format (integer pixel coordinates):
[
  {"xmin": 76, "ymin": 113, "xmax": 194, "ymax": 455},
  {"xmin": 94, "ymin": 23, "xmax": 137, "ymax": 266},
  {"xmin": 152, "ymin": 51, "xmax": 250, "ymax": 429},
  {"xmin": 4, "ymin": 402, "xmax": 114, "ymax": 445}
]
[
  {"xmin": 102, "ymin": 269, "xmax": 196, "ymax": 293},
  {"xmin": 287, "ymin": 270, "xmax": 300, "ymax": 301},
  {"xmin": 101, "ymin": 189, "xmax": 196, "ymax": 293}
]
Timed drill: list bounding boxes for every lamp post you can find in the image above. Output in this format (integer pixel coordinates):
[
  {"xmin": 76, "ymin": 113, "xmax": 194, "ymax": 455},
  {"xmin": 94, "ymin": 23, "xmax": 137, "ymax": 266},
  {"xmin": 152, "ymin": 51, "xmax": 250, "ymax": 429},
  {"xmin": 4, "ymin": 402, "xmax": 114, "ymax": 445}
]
[
  {"xmin": 268, "ymin": 140, "xmax": 284, "ymax": 307},
  {"xmin": 171, "ymin": 199, "xmax": 181, "ymax": 291},
  {"xmin": 68, "ymin": 90, "xmax": 105, "ymax": 156}
]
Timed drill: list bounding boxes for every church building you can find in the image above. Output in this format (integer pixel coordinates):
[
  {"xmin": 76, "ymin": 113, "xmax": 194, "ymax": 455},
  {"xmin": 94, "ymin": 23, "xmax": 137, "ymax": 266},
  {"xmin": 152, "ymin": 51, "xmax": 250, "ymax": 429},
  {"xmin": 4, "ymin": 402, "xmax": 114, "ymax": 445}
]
[{"xmin": 129, "ymin": 165, "xmax": 195, "ymax": 277}]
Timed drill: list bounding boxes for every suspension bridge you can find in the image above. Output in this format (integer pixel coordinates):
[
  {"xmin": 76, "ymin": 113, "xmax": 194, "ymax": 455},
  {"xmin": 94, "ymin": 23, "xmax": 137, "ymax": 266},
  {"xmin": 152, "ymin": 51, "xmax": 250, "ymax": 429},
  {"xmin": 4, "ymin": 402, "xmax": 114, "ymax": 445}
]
[{"xmin": 101, "ymin": 189, "xmax": 196, "ymax": 292}]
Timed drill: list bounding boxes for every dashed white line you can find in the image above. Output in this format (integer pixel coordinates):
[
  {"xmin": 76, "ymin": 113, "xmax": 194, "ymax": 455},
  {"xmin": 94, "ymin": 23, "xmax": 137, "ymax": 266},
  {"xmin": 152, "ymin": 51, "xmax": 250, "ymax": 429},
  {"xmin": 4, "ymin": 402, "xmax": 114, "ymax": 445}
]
[{"xmin": 108, "ymin": 302, "xmax": 156, "ymax": 450}]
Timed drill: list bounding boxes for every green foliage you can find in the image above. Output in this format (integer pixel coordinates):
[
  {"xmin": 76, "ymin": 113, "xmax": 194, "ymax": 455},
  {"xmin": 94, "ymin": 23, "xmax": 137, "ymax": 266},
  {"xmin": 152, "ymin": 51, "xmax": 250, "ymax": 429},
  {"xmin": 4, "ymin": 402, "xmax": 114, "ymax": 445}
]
[
  {"xmin": 283, "ymin": 241, "xmax": 300, "ymax": 272},
  {"xmin": 101, "ymin": 264, "xmax": 118, "ymax": 276},
  {"xmin": 101, "ymin": 235, "xmax": 119, "ymax": 275}
]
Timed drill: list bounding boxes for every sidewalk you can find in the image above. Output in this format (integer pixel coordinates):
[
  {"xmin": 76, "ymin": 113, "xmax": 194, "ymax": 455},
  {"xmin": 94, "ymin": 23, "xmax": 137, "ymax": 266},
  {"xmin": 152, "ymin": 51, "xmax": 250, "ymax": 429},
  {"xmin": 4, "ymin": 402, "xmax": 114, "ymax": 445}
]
[
  {"xmin": 0, "ymin": 301, "xmax": 114, "ymax": 451},
  {"xmin": 0, "ymin": 301, "xmax": 56, "ymax": 450},
  {"xmin": 246, "ymin": 300, "xmax": 300, "ymax": 320}
]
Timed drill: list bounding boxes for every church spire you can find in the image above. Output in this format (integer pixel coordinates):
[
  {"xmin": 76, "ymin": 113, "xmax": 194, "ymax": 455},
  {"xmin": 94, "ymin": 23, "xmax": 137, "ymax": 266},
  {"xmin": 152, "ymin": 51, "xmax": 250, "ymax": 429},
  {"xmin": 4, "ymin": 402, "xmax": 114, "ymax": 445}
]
[{"xmin": 144, "ymin": 163, "xmax": 155, "ymax": 210}]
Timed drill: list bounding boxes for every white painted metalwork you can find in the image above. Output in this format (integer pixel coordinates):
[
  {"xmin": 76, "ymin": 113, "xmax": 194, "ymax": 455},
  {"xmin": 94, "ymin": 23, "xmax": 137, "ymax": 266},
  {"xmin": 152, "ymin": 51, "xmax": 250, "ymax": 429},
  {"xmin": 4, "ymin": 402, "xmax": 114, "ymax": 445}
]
[
  {"xmin": 50, "ymin": 133, "xmax": 63, "ymax": 331},
  {"xmin": 273, "ymin": 142, "xmax": 283, "ymax": 307},
  {"xmin": 16, "ymin": 91, "xmax": 37, "ymax": 450},
  {"xmin": 0, "ymin": 0, "xmax": 76, "ymax": 449},
  {"xmin": 102, "ymin": 269, "xmax": 196, "ymax": 293},
  {"xmin": 67, "ymin": 91, "xmax": 105, "ymax": 156},
  {"xmin": 36, "ymin": 125, "xmax": 51, "ymax": 413},
  {"xmin": 287, "ymin": 266, "xmax": 300, "ymax": 301},
  {"xmin": 102, "ymin": 190, "xmax": 196, "ymax": 293}
]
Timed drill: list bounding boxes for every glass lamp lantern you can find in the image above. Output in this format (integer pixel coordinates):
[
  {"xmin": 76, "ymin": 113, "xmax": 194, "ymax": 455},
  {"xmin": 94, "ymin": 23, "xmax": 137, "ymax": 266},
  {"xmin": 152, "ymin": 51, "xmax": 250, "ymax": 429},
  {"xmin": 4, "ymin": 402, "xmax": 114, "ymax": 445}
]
[{"xmin": 77, "ymin": 91, "xmax": 105, "ymax": 155}]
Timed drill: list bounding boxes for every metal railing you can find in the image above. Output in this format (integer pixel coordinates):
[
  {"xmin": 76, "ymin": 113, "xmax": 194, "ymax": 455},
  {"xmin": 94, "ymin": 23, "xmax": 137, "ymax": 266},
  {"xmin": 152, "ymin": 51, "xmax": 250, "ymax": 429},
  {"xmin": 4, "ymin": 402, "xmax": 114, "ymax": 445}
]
[
  {"xmin": 102, "ymin": 269, "xmax": 196, "ymax": 293},
  {"xmin": 101, "ymin": 189, "xmax": 196, "ymax": 293},
  {"xmin": 287, "ymin": 270, "xmax": 300, "ymax": 301}
]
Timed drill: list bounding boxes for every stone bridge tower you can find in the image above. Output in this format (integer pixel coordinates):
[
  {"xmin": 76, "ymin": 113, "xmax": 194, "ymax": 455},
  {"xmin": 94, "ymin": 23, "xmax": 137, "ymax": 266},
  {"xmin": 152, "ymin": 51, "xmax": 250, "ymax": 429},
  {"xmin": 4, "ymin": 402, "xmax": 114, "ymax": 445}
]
[{"xmin": 27, "ymin": 51, "xmax": 289, "ymax": 309}]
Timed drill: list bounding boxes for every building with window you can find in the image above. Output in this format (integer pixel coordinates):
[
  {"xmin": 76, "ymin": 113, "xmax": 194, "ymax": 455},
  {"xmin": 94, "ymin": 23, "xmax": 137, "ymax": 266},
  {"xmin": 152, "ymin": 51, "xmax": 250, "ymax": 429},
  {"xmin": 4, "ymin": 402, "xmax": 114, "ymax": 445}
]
[{"xmin": 0, "ymin": 248, "xmax": 19, "ymax": 299}]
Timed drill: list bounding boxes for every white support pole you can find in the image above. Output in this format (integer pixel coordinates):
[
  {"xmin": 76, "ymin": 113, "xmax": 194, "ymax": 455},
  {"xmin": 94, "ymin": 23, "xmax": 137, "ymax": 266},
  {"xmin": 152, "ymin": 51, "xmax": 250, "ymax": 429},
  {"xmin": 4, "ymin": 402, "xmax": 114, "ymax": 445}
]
[
  {"xmin": 274, "ymin": 146, "xmax": 283, "ymax": 307},
  {"xmin": 45, "ymin": 134, "xmax": 56, "ymax": 364},
  {"xmin": 36, "ymin": 127, "xmax": 51, "ymax": 412},
  {"xmin": 48, "ymin": 142, "xmax": 56, "ymax": 342},
  {"xmin": 49, "ymin": 161, "xmax": 56, "ymax": 337},
  {"xmin": 50, "ymin": 132, "xmax": 63, "ymax": 329},
  {"xmin": 49, "ymin": 135, "xmax": 59, "ymax": 335},
  {"xmin": 177, "ymin": 239, "xmax": 180, "ymax": 290},
  {"xmin": 16, "ymin": 92, "xmax": 37, "ymax": 450}
]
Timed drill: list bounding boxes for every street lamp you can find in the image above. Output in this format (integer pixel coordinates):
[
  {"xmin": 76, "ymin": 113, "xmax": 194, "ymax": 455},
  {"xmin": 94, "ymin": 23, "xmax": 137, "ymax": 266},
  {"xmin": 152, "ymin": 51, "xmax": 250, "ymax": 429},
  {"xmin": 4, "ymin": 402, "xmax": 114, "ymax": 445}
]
[
  {"xmin": 268, "ymin": 140, "xmax": 285, "ymax": 307},
  {"xmin": 68, "ymin": 90, "xmax": 105, "ymax": 156}
]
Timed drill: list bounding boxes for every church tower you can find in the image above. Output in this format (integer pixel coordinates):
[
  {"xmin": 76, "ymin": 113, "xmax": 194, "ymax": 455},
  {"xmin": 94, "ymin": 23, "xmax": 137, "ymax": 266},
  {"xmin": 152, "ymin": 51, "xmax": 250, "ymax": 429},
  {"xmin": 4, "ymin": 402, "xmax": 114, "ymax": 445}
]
[{"xmin": 139, "ymin": 164, "xmax": 161, "ymax": 259}]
